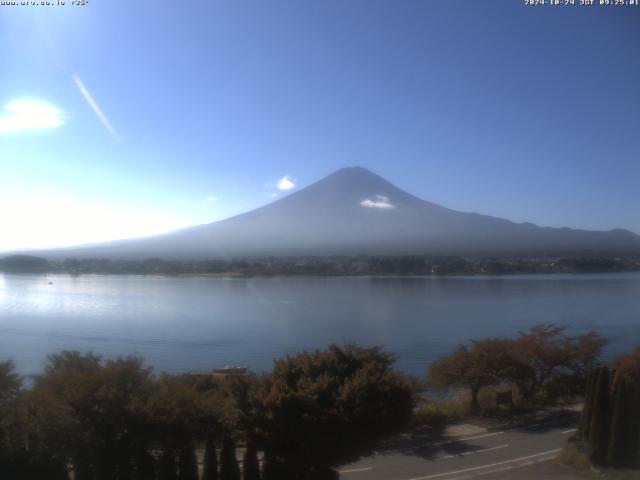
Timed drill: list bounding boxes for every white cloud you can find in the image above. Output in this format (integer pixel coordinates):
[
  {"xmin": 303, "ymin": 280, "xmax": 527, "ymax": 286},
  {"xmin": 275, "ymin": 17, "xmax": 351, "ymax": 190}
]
[
  {"xmin": 73, "ymin": 74, "xmax": 122, "ymax": 143},
  {"xmin": 276, "ymin": 175, "xmax": 296, "ymax": 191},
  {"xmin": 269, "ymin": 192, "xmax": 278, "ymax": 198},
  {"xmin": 360, "ymin": 195, "xmax": 395, "ymax": 209},
  {"xmin": 204, "ymin": 196, "xmax": 219, "ymax": 202},
  {"xmin": 0, "ymin": 99, "xmax": 66, "ymax": 134}
]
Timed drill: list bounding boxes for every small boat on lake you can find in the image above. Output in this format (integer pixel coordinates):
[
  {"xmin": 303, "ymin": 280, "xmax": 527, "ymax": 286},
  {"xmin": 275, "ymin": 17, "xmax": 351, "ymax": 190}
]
[
  {"xmin": 187, "ymin": 365, "xmax": 248, "ymax": 376},
  {"xmin": 211, "ymin": 365, "xmax": 248, "ymax": 376},
  {"xmin": 188, "ymin": 365, "xmax": 248, "ymax": 376}
]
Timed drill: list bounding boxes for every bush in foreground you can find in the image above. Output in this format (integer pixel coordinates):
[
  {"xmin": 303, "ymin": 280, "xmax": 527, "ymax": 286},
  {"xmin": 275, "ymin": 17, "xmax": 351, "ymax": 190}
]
[
  {"xmin": 252, "ymin": 344, "xmax": 416, "ymax": 479},
  {"xmin": 0, "ymin": 344, "xmax": 415, "ymax": 480},
  {"xmin": 428, "ymin": 324, "xmax": 606, "ymax": 414}
]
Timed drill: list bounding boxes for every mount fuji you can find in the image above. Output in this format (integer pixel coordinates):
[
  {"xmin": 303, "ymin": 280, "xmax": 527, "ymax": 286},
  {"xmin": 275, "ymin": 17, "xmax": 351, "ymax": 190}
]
[{"xmin": 30, "ymin": 167, "xmax": 640, "ymax": 259}]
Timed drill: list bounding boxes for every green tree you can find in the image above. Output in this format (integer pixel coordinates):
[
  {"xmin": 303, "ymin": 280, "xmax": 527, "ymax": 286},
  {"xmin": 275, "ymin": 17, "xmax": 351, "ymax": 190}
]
[{"xmin": 429, "ymin": 339, "xmax": 510, "ymax": 415}]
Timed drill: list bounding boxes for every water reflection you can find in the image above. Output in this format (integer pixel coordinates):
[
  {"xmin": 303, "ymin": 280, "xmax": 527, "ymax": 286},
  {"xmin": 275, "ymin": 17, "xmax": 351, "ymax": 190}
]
[{"xmin": 0, "ymin": 272, "xmax": 639, "ymax": 378}]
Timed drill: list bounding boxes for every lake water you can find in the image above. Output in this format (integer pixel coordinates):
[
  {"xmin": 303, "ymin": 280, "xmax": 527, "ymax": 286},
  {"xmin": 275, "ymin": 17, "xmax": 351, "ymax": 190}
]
[{"xmin": 1, "ymin": 273, "xmax": 639, "ymax": 378}]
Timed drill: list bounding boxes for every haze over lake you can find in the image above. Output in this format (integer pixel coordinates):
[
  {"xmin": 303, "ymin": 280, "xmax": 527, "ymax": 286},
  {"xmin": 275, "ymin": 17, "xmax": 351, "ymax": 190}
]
[{"xmin": 1, "ymin": 272, "xmax": 639, "ymax": 378}]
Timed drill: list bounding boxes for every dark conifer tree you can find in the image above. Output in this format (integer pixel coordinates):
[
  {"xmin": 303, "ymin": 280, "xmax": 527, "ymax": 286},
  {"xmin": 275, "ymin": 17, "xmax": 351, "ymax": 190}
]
[
  {"xmin": 202, "ymin": 434, "xmax": 219, "ymax": 480},
  {"xmin": 219, "ymin": 434, "xmax": 241, "ymax": 480},
  {"xmin": 608, "ymin": 374, "xmax": 640, "ymax": 467},
  {"xmin": 134, "ymin": 451, "xmax": 157, "ymax": 480},
  {"xmin": 242, "ymin": 442, "xmax": 260, "ymax": 480},
  {"xmin": 74, "ymin": 455, "xmax": 94, "ymax": 480},
  {"xmin": 579, "ymin": 368, "xmax": 597, "ymax": 439},
  {"xmin": 30, "ymin": 453, "xmax": 70, "ymax": 480},
  {"xmin": 260, "ymin": 450, "xmax": 276, "ymax": 480},
  {"xmin": 624, "ymin": 380, "xmax": 640, "ymax": 466},
  {"xmin": 178, "ymin": 445, "xmax": 199, "ymax": 480},
  {"xmin": 159, "ymin": 449, "xmax": 178, "ymax": 480},
  {"xmin": 260, "ymin": 451, "xmax": 296, "ymax": 480},
  {"xmin": 607, "ymin": 373, "xmax": 625, "ymax": 466},
  {"xmin": 588, "ymin": 366, "xmax": 611, "ymax": 466}
]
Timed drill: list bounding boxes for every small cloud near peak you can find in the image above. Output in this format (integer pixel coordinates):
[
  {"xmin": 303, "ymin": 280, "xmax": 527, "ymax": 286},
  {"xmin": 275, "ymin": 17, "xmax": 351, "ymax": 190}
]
[
  {"xmin": 204, "ymin": 196, "xmax": 218, "ymax": 202},
  {"xmin": 277, "ymin": 175, "xmax": 296, "ymax": 191},
  {"xmin": 360, "ymin": 195, "xmax": 395, "ymax": 209}
]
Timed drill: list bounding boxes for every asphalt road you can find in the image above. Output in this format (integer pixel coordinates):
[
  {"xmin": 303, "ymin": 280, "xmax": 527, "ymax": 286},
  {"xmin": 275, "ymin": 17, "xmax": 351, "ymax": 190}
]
[{"xmin": 338, "ymin": 414, "xmax": 578, "ymax": 480}]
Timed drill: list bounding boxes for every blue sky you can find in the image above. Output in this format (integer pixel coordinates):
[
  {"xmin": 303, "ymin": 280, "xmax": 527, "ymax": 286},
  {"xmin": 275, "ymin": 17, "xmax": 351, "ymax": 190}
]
[{"xmin": 1, "ymin": 0, "xmax": 639, "ymax": 251}]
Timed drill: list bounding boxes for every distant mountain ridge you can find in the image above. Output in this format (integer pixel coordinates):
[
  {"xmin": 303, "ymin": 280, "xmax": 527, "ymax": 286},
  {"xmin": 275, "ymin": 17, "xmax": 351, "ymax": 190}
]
[{"xmin": 25, "ymin": 167, "xmax": 640, "ymax": 259}]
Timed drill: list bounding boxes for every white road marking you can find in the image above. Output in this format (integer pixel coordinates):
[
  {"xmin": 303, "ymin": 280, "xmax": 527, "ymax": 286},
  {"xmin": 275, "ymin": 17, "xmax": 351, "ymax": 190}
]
[
  {"xmin": 477, "ymin": 465, "xmax": 514, "ymax": 476},
  {"xmin": 562, "ymin": 428, "xmax": 577, "ymax": 434},
  {"xmin": 338, "ymin": 466, "xmax": 373, "ymax": 474},
  {"xmin": 459, "ymin": 431, "xmax": 505, "ymax": 442},
  {"xmin": 406, "ymin": 430, "xmax": 506, "ymax": 453},
  {"xmin": 440, "ymin": 444, "xmax": 509, "ymax": 459},
  {"xmin": 407, "ymin": 448, "xmax": 563, "ymax": 480},
  {"xmin": 461, "ymin": 444, "xmax": 509, "ymax": 456},
  {"xmin": 526, "ymin": 422, "xmax": 542, "ymax": 428},
  {"xmin": 471, "ymin": 457, "xmax": 557, "ymax": 479}
]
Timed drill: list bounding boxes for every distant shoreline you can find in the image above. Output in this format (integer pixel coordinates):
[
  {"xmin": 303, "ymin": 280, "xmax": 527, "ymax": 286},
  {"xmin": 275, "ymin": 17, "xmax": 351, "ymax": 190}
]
[{"xmin": 1, "ymin": 253, "xmax": 639, "ymax": 278}]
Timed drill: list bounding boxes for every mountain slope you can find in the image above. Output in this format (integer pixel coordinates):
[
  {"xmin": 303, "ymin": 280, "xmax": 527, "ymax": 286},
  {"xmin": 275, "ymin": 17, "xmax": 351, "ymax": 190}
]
[{"xmin": 34, "ymin": 167, "xmax": 640, "ymax": 259}]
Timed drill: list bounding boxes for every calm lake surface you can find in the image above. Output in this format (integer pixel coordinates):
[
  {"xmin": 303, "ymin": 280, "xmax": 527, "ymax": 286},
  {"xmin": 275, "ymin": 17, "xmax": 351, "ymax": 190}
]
[{"xmin": 1, "ymin": 273, "xmax": 639, "ymax": 378}]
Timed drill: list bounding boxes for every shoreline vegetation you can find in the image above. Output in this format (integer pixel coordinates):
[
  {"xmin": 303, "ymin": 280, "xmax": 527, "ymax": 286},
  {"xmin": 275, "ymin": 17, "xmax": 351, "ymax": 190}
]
[
  {"xmin": 2, "ymin": 324, "xmax": 638, "ymax": 478},
  {"xmin": 1, "ymin": 253, "xmax": 639, "ymax": 276}
]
